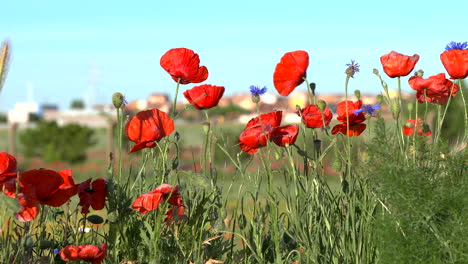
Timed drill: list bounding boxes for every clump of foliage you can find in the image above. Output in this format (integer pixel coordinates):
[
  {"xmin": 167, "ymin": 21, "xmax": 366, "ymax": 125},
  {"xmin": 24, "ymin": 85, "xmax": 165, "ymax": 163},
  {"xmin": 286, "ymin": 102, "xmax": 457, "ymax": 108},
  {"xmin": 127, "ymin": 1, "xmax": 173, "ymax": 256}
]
[{"xmin": 19, "ymin": 120, "xmax": 96, "ymax": 163}]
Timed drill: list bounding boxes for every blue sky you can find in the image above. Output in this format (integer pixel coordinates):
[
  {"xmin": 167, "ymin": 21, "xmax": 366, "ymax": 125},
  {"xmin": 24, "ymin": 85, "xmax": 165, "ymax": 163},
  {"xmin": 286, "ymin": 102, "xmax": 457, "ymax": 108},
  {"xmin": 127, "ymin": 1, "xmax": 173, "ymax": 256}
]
[{"xmin": 0, "ymin": 0, "xmax": 467, "ymax": 112}]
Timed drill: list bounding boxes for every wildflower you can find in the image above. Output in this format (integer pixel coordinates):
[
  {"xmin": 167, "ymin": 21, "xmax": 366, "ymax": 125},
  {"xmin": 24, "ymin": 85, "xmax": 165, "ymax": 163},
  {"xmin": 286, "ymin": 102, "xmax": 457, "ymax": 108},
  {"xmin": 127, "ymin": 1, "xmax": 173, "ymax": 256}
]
[
  {"xmin": 160, "ymin": 48, "xmax": 208, "ymax": 84},
  {"xmin": 331, "ymin": 100, "xmax": 367, "ymax": 137},
  {"xmin": 408, "ymin": 73, "xmax": 459, "ymax": 105},
  {"xmin": 132, "ymin": 184, "xmax": 182, "ymax": 215},
  {"xmin": 164, "ymin": 205, "xmax": 187, "ymax": 225},
  {"xmin": 345, "ymin": 60, "xmax": 360, "ymax": 78},
  {"xmin": 5, "ymin": 169, "xmax": 77, "ymax": 222},
  {"xmin": 354, "ymin": 102, "xmax": 381, "ymax": 117},
  {"xmin": 380, "ymin": 51, "xmax": 420, "ymax": 78},
  {"xmin": 273, "ymin": 50, "xmax": 309, "ymax": 96},
  {"xmin": 0, "ymin": 152, "xmax": 17, "ymax": 192},
  {"xmin": 60, "ymin": 243, "xmax": 107, "ymax": 264},
  {"xmin": 183, "ymin": 84, "xmax": 225, "ymax": 110},
  {"xmin": 297, "ymin": 104, "xmax": 333, "ymax": 128},
  {"xmin": 440, "ymin": 41, "xmax": 468, "ymax": 79},
  {"xmin": 77, "ymin": 225, "xmax": 92, "ymax": 233},
  {"xmin": 78, "ymin": 178, "xmax": 107, "ymax": 214},
  {"xmin": 125, "ymin": 108, "xmax": 174, "ymax": 153},
  {"xmin": 403, "ymin": 118, "xmax": 432, "ymax": 136},
  {"xmin": 249, "ymin": 85, "xmax": 267, "ymax": 96},
  {"xmin": 238, "ymin": 111, "xmax": 299, "ymax": 154}
]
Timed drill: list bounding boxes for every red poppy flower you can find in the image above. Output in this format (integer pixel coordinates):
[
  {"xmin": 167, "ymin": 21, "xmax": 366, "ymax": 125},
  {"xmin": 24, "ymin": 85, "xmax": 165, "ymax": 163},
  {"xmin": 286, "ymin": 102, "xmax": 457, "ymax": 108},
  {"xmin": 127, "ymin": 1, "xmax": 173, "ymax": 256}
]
[
  {"xmin": 160, "ymin": 48, "xmax": 208, "ymax": 84},
  {"xmin": 440, "ymin": 49, "xmax": 468, "ymax": 79},
  {"xmin": 60, "ymin": 243, "xmax": 107, "ymax": 264},
  {"xmin": 273, "ymin": 50, "xmax": 309, "ymax": 96},
  {"xmin": 0, "ymin": 152, "xmax": 17, "ymax": 192},
  {"xmin": 164, "ymin": 205, "xmax": 186, "ymax": 225},
  {"xmin": 10, "ymin": 169, "xmax": 77, "ymax": 222},
  {"xmin": 132, "ymin": 184, "xmax": 182, "ymax": 215},
  {"xmin": 78, "ymin": 178, "xmax": 107, "ymax": 214},
  {"xmin": 380, "ymin": 51, "xmax": 420, "ymax": 78},
  {"xmin": 238, "ymin": 111, "xmax": 282, "ymax": 154},
  {"xmin": 331, "ymin": 100, "xmax": 367, "ymax": 137},
  {"xmin": 183, "ymin": 84, "xmax": 225, "ymax": 110},
  {"xmin": 408, "ymin": 73, "xmax": 459, "ymax": 105},
  {"xmin": 298, "ymin": 104, "xmax": 333, "ymax": 128},
  {"xmin": 271, "ymin": 125, "xmax": 299, "ymax": 147},
  {"xmin": 403, "ymin": 118, "xmax": 432, "ymax": 136},
  {"xmin": 125, "ymin": 108, "xmax": 175, "ymax": 153}
]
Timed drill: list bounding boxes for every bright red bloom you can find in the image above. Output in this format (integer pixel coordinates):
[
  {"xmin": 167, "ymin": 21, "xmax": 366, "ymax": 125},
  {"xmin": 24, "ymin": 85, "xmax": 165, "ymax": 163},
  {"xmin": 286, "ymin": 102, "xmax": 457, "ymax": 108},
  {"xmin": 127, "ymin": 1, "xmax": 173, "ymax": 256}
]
[
  {"xmin": 0, "ymin": 152, "xmax": 17, "ymax": 192},
  {"xmin": 125, "ymin": 108, "xmax": 174, "ymax": 153},
  {"xmin": 164, "ymin": 205, "xmax": 186, "ymax": 225},
  {"xmin": 160, "ymin": 48, "xmax": 208, "ymax": 84},
  {"xmin": 440, "ymin": 49, "xmax": 468, "ymax": 79},
  {"xmin": 238, "ymin": 111, "xmax": 299, "ymax": 154},
  {"xmin": 408, "ymin": 73, "xmax": 459, "ymax": 105},
  {"xmin": 380, "ymin": 51, "xmax": 420, "ymax": 78},
  {"xmin": 331, "ymin": 100, "xmax": 367, "ymax": 137},
  {"xmin": 78, "ymin": 178, "xmax": 107, "ymax": 214},
  {"xmin": 273, "ymin": 50, "xmax": 309, "ymax": 96},
  {"xmin": 298, "ymin": 104, "xmax": 333, "ymax": 128},
  {"xmin": 9, "ymin": 169, "xmax": 77, "ymax": 222},
  {"xmin": 183, "ymin": 84, "xmax": 225, "ymax": 110},
  {"xmin": 271, "ymin": 125, "xmax": 299, "ymax": 147},
  {"xmin": 403, "ymin": 118, "xmax": 432, "ymax": 136},
  {"xmin": 132, "ymin": 184, "xmax": 182, "ymax": 215},
  {"xmin": 238, "ymin": 111, "xmax": 282, "ymax": 154},
  {"xmin": 60, "ymin": 243, "xmax": 107, "ymax": 264}
]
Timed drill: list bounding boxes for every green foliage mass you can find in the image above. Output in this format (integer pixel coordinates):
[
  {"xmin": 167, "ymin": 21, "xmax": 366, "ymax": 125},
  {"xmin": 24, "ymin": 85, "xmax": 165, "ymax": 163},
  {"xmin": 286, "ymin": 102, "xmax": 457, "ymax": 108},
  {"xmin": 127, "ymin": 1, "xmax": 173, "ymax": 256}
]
[{"xmin": 19, "ymin": 120, "xmax": 96, "ymax": 164}]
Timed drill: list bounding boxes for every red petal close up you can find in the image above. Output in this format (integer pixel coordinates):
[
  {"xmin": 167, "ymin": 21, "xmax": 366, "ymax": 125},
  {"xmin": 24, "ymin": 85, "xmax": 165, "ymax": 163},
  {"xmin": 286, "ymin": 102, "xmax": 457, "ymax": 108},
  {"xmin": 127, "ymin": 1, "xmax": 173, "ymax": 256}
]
[
  {"xmin": 125, "ymin": 108, "xmax": 174, "ymax": 153},
  {"xmin": 183, "ymin": 84, "xmax": 225, "ymax": 110},
  {"xmin": 273, "ymin": 50, "xmax": 309, "ymax": 96},
  {"xmin": 380, "ymin": 51, "xmax": 419, "ymax": 78},
  {"xmin": 78, "ymin": 178, "xmax": 107, "ymax": 214},
  {"xmin": 132, "ymin": 184, "xmax": 182, "ymax": 215},
  {"xmin": 331, "ymin": 123, "xmax": 367, "ymax": 137},
  {"xmin": 160, "ymin": 48, "xmax": 208, "ymax": 84},
  {"xmin": 60, "ymin": 243, "xmax": 107, "ymax": 264},
  {"xmin": 238, "ymin": 111, "xmax": 283, "ymax": 154},
  {"xmin": 408, "ymin": 73, "xmax": 459, "ymax": 105},
  {"xmin": 440, "ymin": 49, "xmax": 468, "ymax": 79},
  {"xmin": 271, "ymin": 125, "xmax": 299, "ymax": 147},
  {"xmin": 299, "ymin": 104, "xmax": 333, "ymax": 128},
  {"xmin": 0, "ymin": 152, "xmax": 17, "ymax": 192}
]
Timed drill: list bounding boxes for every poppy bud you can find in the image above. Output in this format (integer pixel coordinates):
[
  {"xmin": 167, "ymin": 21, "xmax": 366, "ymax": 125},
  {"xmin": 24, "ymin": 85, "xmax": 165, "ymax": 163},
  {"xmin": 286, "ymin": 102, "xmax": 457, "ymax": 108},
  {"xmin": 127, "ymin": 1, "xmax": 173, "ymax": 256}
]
[
  {"xmin": 87, "ymin": 215, "xmax": 104, "ymax": 224},
  {"xmin": 391, "ymin": 100, "xmax": 400, "ymax": 119},
  {"xmin": 332, "ymin": 159, "xmax": 342, "ymax": 172},
  {"xmin": 274, "ymin": 150, "xmax": 281, "ymax": 160},
  {"xmin": 407, "ymin": 102, "xmax": 414, "ymax": 113},
  {"xmin": 112, "ymin": 92, "xmax": 125, "ymax": 109},
  {"xmin": 38, "ymin": 240, "xmax": 54, "ymax": 249},
  {"xmin": 422, "ymin": 123, "xmax": 431, "ymax": 134},
  {"xmin": 171, "ymin": 157, "xmax": 179, "ymax": 170},
  {"xmin": 354, "ymin": 90, "xmax": 361, "ymax": 100},
  {"xmin": 295, "ymin": 105, "xmax": 302, "ymax": 115},
  {"xmin": 202, "ymin": 121, "xmax": 210, "ymax": 134},
  {"xmin": 341, "ymin": 179, "xmax": 349, "ymax": 193},
  {"xmin": 317, "ymin": 100, "xmax": 327, "ymax": 111},
  {"xmin": 415, "ymin": 69, "xmax": 424, "ymax": 77},
  {"xmin": 313, "ymin": 139, "xmax": 321, "ymax": 156},
  {"xmin": 22, "ymin": 235, "xmax": 34, "ymax": 249},
  {"xmin": 373, "ymin": 68, "xmax": 379, "ymax": 75},
  {"xmin": 0, "ymin": 39, "xmax": 10, "ymax": 91},
  {"xmin": 251, "ymin": 94, "xmax": 260, "ymax": 103},
  {"xmin": 174, "ymin": 131, "xmax": 180, "ymax": 142},
  {"xmin": 377, "ymin": 94, "xmax": 384, "ymax": 104},
  {"xmin": 309, "ymin": 82, "xmax": 316, "ymax": 95}
]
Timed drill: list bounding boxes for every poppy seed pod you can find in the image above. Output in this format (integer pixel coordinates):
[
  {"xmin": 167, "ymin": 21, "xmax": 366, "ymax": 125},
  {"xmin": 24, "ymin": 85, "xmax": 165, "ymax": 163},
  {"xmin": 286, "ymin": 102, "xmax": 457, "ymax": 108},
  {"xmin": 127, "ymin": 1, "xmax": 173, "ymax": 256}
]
[
  {"xmin": 317, "ymin": 100, "xmax": 327, "ymax": 111},
  {"xmin": 407, "ymin": 102, "xmax": 414, "ymax": 113},
  {"xmin": 112, "ymin": 92, "xmax": 124, "ymax": 109},
  {"xmin": 354, "ymin": 90, "xmax": 361, "ymax": 100}
]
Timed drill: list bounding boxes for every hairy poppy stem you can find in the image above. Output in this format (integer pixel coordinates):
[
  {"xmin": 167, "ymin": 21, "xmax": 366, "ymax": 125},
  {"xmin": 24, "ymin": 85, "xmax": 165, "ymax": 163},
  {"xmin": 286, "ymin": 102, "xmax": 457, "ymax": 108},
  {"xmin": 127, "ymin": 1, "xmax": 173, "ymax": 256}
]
[
  {"xmin": 344, "ymin": 76, "xmax": 351, "ymax": 181},
  {"xmin": 172, "ymin": 78, "xmax": 181, "ymax": 117},
  {"xmin": 457, "ymin": 79, "xmax": 468, "ymax": 139}
]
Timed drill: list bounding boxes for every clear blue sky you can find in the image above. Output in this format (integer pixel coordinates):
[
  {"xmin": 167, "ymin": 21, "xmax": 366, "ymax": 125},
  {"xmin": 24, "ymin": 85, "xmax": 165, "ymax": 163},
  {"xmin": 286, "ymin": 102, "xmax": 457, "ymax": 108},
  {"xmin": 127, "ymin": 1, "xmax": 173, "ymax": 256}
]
[{"xmin": 0, "ymin": 0, "xmax": 467, "ymax": 112}]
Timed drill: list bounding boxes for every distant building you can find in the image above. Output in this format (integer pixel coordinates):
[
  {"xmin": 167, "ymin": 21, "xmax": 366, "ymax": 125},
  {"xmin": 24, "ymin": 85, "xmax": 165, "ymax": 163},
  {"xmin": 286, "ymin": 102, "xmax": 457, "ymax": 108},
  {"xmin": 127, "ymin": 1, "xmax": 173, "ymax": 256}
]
[{"xmin": 7, "ymin": 102, "xmax": 40, "ymax": 124}]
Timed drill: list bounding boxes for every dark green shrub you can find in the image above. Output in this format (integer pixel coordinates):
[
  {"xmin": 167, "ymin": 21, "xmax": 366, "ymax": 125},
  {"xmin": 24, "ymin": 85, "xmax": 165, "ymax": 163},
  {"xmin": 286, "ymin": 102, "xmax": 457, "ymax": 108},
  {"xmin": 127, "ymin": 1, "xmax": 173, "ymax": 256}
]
[{"xmin": 19, "ymin": 120, "xmax": 96, "ymax": 164}]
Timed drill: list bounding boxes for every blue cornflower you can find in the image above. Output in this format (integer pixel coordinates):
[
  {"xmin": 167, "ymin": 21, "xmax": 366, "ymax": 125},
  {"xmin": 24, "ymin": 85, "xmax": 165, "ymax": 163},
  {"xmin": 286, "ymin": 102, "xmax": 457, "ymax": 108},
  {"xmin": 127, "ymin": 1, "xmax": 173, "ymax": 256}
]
[
  {"xmin": 345, "ymin": 60, "xmax": 360, "ymax": 78},
  {"xmin": 354, "ymin": 102, "xmax": 380, "ymax": 116},
  {"xmin": 249, "ymin": 85, "xmax": 267, "ymax": 96},
  {"xmin": 53, "ymin": 249, "xmax": 59, "ymax": 255},
  {"xmin": 445, "ymin": 41, "xmax": 468, "ymax": 51}
]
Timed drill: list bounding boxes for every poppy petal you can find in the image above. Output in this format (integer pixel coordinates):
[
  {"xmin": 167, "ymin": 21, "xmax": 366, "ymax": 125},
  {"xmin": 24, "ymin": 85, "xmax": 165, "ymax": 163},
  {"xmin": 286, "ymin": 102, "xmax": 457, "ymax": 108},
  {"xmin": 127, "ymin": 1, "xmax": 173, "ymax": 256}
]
[
  {"xmin": 160, "ymin": 48, "xmax": 209, "ymax": 84},
  {"xmin": 273, "ymin": 50, "xmax": 309, "ymax": 96},
  {"xmin": 271, "ymin": 125, "xmax": 299, "ymax": 147},
  {"xmin": 183, "ymin": 84, "xmax": 225, "ymax": 110}
]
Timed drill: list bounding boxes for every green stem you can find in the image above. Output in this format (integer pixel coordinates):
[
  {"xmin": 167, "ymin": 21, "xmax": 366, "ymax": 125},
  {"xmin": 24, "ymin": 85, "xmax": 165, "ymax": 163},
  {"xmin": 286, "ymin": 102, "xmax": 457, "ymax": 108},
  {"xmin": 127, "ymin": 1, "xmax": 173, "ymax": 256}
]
[
  {"xmin": 458, "ymin": 79, "xmax": 468, "ymax": 139},
  {"xmin": 203, "ymin": 110, "xmax": 212, "ymax": 179},
  {"xmin": 303, "ymin": 77, "xmax": 315, "ymax": 105},
  {"xmin": 172, "ymin": 78, "xmax": 181, "ymax": 118},
  {"xmin": 344, "ymin": 76, "xmax": 351, "ymax": 181}
]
